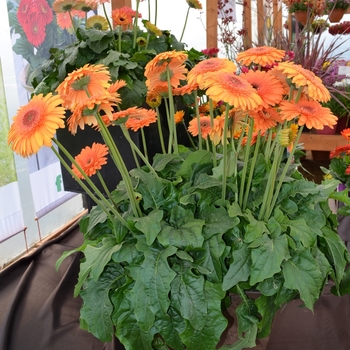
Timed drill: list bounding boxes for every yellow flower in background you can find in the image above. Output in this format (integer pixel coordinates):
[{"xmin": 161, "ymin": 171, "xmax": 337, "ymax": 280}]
[
  {"xmin": 144, "ymin": 21, "xmax": 162, "ymax": 36},
  {"xmin": 146, "ymin": 91, "xmax": 162, "ymax": 108},
  {"xmin": 8, "ymin": 93, "xmax": 65, "ymax": 157},
  {"xmin": 186, "ymin": 0, "xmax": 203, "ymax": 10},
  {"xmin": 86, "ymin": 15, "xmax": 109, "ymax": 30}
]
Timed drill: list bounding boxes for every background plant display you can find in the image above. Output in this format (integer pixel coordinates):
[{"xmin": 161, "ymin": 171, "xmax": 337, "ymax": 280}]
[{"xmin": 7, "ymin": 1, "xmax": 350, "ymax": 350}]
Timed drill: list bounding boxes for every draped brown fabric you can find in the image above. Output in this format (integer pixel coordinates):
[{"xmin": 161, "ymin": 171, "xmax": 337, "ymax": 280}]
[{"xmin": 1, "ymin": 222, "xmax": 350, "ymax": 350}]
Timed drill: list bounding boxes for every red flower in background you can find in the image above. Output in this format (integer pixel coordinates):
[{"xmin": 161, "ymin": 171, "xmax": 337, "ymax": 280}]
[{"xmin": 18, "ymin": 0, "xmax": 53, "ymax": 47}]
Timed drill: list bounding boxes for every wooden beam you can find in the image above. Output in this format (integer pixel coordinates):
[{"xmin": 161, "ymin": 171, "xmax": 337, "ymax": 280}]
[
  {"xmin": 111, "ymin": 0, "xmax": 131, "ymax": 9},
  {"xmin": 299, "ymin": 134, "xmax": 348, "ymax": 151},
  {"xmin": 257, "ymin": 0, "xmax": 265, "ymax": 45},
  {"xmin": 243, "ymin": 0, "xmax": 252, "ymax": 48},
  {"xmin": 273, "ymin": 0, "xmax": 282, "ymax": 34},
  {"xmin": 206, "ymin": 0, "xmax": 218, "ymax": 49}
]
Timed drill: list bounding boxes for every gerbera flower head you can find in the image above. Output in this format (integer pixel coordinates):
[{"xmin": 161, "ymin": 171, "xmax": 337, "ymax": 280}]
[
  {"xmin": 248, "ymin": 107, "xmax": 282, "ymax": 132},
  {"xmin": 203, "ymin": 72, "xmax": 263, "ymax": 111},
  {"xmin": 8, "ymin": 93, "xmax": 65, "ymax": 157},
  {"xmin": 56, "ymin": 12, "xmax": 74, "ymax": 30},
  {"xmin": 136, "ymin": 37, "xmax": 148, "ymax": 47},
  {"xmin": 146, "ymin": 91, "xmax": 162, "ymax": 108},
  {"xmin": 236, "ymin": 46, "xmax": 285, "ymax": 67},
  {"xmin": 240, "ymin": 70, "xmax": 285, "ymax": 109},
  {"xmin": 341, "ymin": 128, "xmax": 350, "ymax": 141},
  {"xmin": 144, "ymin": 21, "xmax": 162, "ymax": 36},
  {"xmin": 174, "ymin": 110, "xmax": 185, "ymax": 124},
  {"xmin": 56, "ymin": 64, "xmax": 111, "ymax": 110},
  {"xmin": 186, "ymin": 0, "xmax": 203, "ymax": 10},
  {"xmin": 123, "ymin": 108, "xmax": 158, "ymax": 131},
  {"xmin": 53, "ymin": 0, "xmax": 79, "ymax": 13},
  {"xmin": 279, "ymin": 100, "xmax": 338, "ymax": 130},
  {"xmin": 86, "ymin": 15, "xmax": 109, "ymax": 30},
  {"xmin": 188, "ymin": 116, "xmax": 212, "ymax": 140},
  {"xmin": 72, "ymin": 143, "xmax": 109, "ymax": 179},
  {"xmin": 273, "ymin": 62, "xmax": 330, "ymax": 102},
  {"xmin": 145, "ymin": 51, "xmax": 188, "ymax": 73},
  {"xmin": 74, "ymin": 0, "xmax": 98, "ymax": 13},
  {"xmin": 111, "ymin": 8, "xmax": 133, "ymax": 26},
  {"xmin": 187, "ymin": 58, "xmax": 237, "ymax": 89}
]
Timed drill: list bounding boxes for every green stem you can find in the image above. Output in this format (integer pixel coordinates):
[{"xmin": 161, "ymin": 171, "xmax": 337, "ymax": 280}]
[
  {"xmin": 167, "ymin": 68, "xmax": 178, "ymax": 154},
  {"xmin": 94, "ymin": 112, "xmax": 141, "ymax": 217},
  {"xmin": 103, "ymin": 3, "xmax": 113, "ymax": 31},
  {"xmin": 118, "ymin": 26, "xmax": 122, "ymax": 52},
  {"xmin": 120, "ymin": 126, "xmax": 160, "ymax": 179},
  {"xmin": 242, "ymin": 132, "xmax": 261, "ymax": 211},
  {"xmin": 221, "ymin": 104, "xmax": 230, "ymax": 206},
  {"xmin": 97, "ymin": 171, "xmax": 114, "ymax": 204},
  {"xmin": 68, "ymin": 10, "xmax": 78, "ymax": 36},
  {"xmin": 209, "ymin": 99, "xmax": 217, "ymax": 167},
  {"xmin": 154, "ymin": 0, "xmax": 158, "ymax": 26},
  {"xmin": 156, "ymin": 107, "xmax": 166, "ymax": 154},
  {"xmin": 180, "ymin": 7, "xmax": 190, "ymax": 42},
  {"xmin": 239, "ymin": 119, "xmax": 254, "ymax": 207},
  {"xmin": 194, "ymin": 91, "xmax": 202, "ymax": 150},
  {"xmin": 141, "ymin": 128, "xmax": 149, "ymax": 162},
  {"xmin": 265, "ymin": 126, "xmax": 304, "ymax": 219},
  {"xmin": 133, "ymin": 0, "xmax": 140, "ymax": 49}
]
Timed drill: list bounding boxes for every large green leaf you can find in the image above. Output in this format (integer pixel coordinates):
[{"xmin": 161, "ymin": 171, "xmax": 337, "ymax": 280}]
[
  {"xmin": 180, "ymin": 282, "xmax": 227, "ymax": 350},
  {"xmin": 223, "ymin": 245, "xmax": 251, "ymax": 291},
  {"xmin": 158, "ymin": 218, "xmax": 205, "ymax": 249},
  {"xmin": 74, "ymin": 237, "xmax": 121, "ymax": 296},
  {"xmin": 235, "ymin": 299, "xmax": 259, "ymax": 335},
  {"xmin": 282, "ymin": 248, "xmax": 323, "ymax": 310},
  {"xmin": 319, "ymin": 226, "xmax": 350, "ymax": 284},
  {"xmin": 198, "ymin": 206, "xmax": 239, "ymax": 240},
  {"xmin": 80, "ymin": 264, "xmax": 124, "ymax": 342},
  {"xmin": 130, "ymin": 246, "xmax": 177, "ymax": 330},
  {"xmin": 171, "ymin": 264, "xmax": 207, "ymax": 330},
  {"xmin": 288, "ymin": 218, "xmax": 317, "ymax": 248},
  {"xmin": 176, "ymin": 150, "xmax": 213, "ymax": 180},
  {"xmin": 134, "ymin": 209, "xmax": 163, "ymax": 245},
  {"xmin": 249, "ymin": 234, "xmax": 290, "ymax": 286},
  {"xmin": 219, "ymin": 324, "xmax": 257, "ymax": 350},
  {"xmin": 153, "ymin": 308, "xmax": 186, "ymax": 350},
  {"xmin": 86, "ymin": 205, "xmax": 108, "ymax": 233},
  {"xmin": 255, "ymin": 294, "xmax": 279, "ymax": 338}
]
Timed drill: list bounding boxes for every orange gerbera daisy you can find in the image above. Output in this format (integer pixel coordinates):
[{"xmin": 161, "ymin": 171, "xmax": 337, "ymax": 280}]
[
  {"xmin": 107, "ymin": 80, "xmax": 127, "ymax": 94},
  {"xmin": 56, "ymin": 64, "xmax": 111, "ymax": 110},
  {"xmin": 123, "ymin": 108, "xmax": 158, "ymax": 131},
  {"xmin": 145, "ymin": 59, "xmax": 188, "ymax": 91},
  {"xmin": 67, "ymin": 93, "xmax": 120, "ymax": 134},
  {"xmin": 172, "ymin": 83, "xmax": 198, "ymax": 96},
  {"xmin": 56, "ymin": 12, "xmax": 73, "ymax": 30},
  {"xmin": 273, "ymin": 62, "xmax": 330, "ymax": 102},
  {"xmin": 8, "ymin": 93, "xmax": 65, "ymax": 157},
  {"xmin": 240, "ymin": 70, "xmax": 285, "ymax": 109},
  {"xmin": 111, "ymin": 8, "xmax": 133, "ymax": 26},
  {"xmin": 249, "ymin": 107, "xmax": 282, "ymax": 132},
  {"xmin": 341, "ymin": 128, "xmax": 350, "ymax": 141},
  {"xmin": 187, "ymin": 58, "xmax": 237, "ymax": 89},
  {"xmin": 145, "ymin": 51, "xmax": 188, "ymax": 74},
  {"xmin": 203, "ymin": 72, "xmax": 262, "ymax": 111},
  {"xmin": 279, "ymin": 100, "xmax": 338, "ymax": 130},
  {"xmin": 72, "ymin": 142, "xmax": 109, "ymax": 179},
  {"xmin": 188, "ymin": 116, "xmax": 212, "ymax": 140},
  {"xmin": 174, "ymin": 110, "xmax": 185, "ymax": 124},
  {"xmin": 210, "ymin": 115, "xmax": 225, "ymax": 145},
  {"xmin": 236, "ymin": 46, "xmax": 285, "ymax": 67}
]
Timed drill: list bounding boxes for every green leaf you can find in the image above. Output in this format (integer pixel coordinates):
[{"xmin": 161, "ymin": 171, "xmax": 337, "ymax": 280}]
[
  {"xmin": 235, "ymin": 299, "xmax": 259, "ymax": 335},
  {"xmin": 223, "ymin": 245, "xmax": 251, "ymax": 291},
  {"xmin": 80, "ymin": 264, "xmax": 124, "ymax": 342},
  {"xmin": 171, "ymin": 264, "xmax": 207, "ymax": 330},
  {"xmin": 244, "ymin": 212, "xmax": 268, "ymax": 243},
  {"xmin": 288, "ymin": 219, "xmax": 317, "ymax": 248},
  {"xmin": 74, "ymin": 237, "xmax": 121, "ymax": 296},
  {"xmin": 153, "ymin": 308, "xmax": 186, "ymax": 350},
  {"xmin": 158, "ymin": 218, "xmax": 205, "ymax": 249},
  {"xmin": 130, "ymin": 246, "xmax": 177, "ymax": 330},
  {"xmin": 255, "ymin": 295, "xmax": 279, "ymax": 338},
  {"xmin": 108, "ymin": 216, "xmax": 129, "ymax": 243},
  {"xmin": 87, "ymin": 205, "xmax": 108, "ymax": 233},
  {"xmin": 176, "ymin": 150, "xmax": 212, "ymax": 180},
  {"xmin": 256, "ymin": 274, "xmax": 283, "ymax": 296},
  {"xmin": 332, "ymin": 265, "xmax": 350, "ymax": 296},
  {"xmin": 219, "ymin": 324, "xmax": 257, "ymax": 350},
  {"xmin": 282, "ymin": 248, "xmax": 323, "ymax": 311},
  {"xmin": 198, "ymin": 206, "xmax": 239, "ymax": 240},
  {"xmin": 180, "ymin": 281, "xmax": 227, "ymax": 350},
  {"xmin": 249, "ymin": 234, "xmax": 290, "ymax": 286},
  {"xmin": 131, "ymin": 168, "xmax": 169, "ymax": 210},
  {"xmin": 55, "ymin": 243, "xmax": 86, "ymax": 271},
  {"xmin": 134, "ymin": 209, "xmax": 163, "ymax": 245},
  {"xmin": 319, "ymin": 226, "xmax": 349, "ymax": 284}
]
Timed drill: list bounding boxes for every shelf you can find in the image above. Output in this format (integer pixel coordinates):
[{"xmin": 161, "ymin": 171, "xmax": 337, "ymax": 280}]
[{"xmin": 299, "ymin": 133, "xmax": 348, "ymax": 151}]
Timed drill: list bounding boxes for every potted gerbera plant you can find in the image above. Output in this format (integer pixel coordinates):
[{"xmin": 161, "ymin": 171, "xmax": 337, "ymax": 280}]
[{"xmin": 8, "ymin": 43, "xmax": 350, "ymax": 349}]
